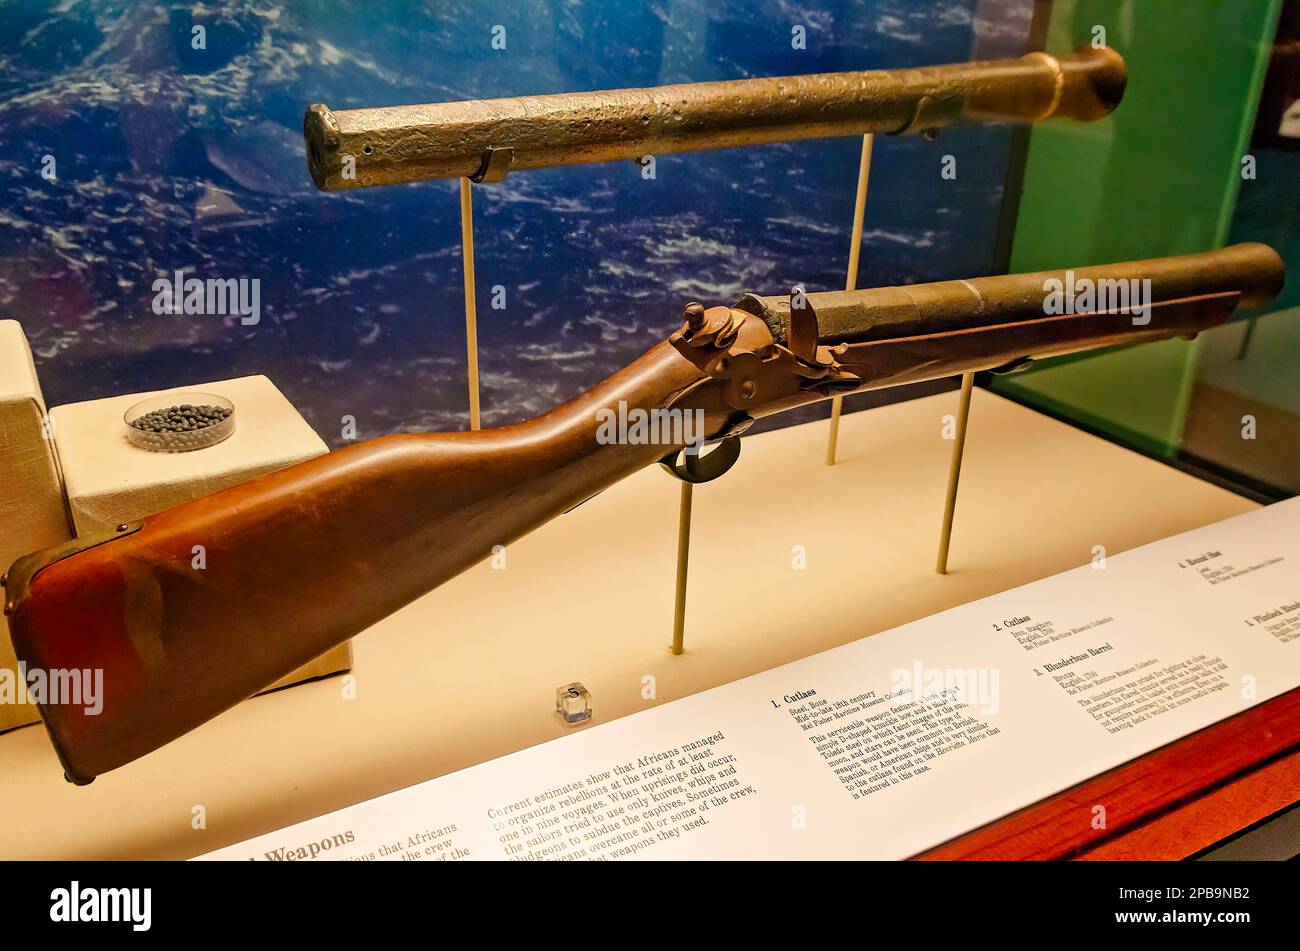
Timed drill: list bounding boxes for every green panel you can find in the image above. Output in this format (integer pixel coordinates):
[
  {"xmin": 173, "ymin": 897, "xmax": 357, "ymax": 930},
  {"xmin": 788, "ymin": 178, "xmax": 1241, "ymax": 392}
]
[{"xmin": 995, "ymin": 0, "xmax": 1282, "ymax": 457}]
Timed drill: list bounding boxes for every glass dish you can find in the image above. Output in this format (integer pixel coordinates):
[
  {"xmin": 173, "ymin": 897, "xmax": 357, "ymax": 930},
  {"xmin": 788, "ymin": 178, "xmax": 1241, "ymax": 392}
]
[{"xmin": 124, "ymin": 392, "xmax": 235, "ymax": 453}]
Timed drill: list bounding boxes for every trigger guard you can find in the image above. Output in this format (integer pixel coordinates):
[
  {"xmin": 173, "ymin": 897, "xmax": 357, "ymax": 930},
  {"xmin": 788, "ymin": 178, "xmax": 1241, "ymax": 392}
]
[{"xmin": 659, "ymin": 434, "xmax": 743, "ymax": 484}]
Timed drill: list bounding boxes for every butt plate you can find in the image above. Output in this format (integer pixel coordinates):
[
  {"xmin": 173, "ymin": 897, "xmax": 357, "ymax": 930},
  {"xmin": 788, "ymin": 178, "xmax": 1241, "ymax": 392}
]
[{"xmin": 3, "ymin": 522, "xmax": 143, "ymax": 618}]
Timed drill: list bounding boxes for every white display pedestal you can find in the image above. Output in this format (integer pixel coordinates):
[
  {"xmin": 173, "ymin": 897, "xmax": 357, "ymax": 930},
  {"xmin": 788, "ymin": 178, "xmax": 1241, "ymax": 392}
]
[
  {"xmin": 0, "ymin": 321, "xmax": 73, "ymax": 732},
  {"xmin": 0, "ymin": 389, "xmax": 1257, "ymax": 858}
]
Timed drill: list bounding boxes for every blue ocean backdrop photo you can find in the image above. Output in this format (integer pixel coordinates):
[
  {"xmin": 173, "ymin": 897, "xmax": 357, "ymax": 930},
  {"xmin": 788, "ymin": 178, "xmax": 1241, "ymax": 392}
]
[{"xmin": 1, "ymin": 0, "xmax": 1033, "ymax": 440}]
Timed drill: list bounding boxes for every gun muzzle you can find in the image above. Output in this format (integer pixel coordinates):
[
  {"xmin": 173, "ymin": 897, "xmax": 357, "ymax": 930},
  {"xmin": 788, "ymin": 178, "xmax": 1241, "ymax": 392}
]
[{"xmin": 304, "ymin": 45, "xmax": 1125, "ymax": 190}]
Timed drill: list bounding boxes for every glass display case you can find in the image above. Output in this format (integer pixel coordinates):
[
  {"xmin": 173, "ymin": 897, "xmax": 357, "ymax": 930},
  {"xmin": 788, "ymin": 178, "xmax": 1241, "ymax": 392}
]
[{"xmin": 993, "ymin": 0, "xmax": 1299, "ymax": 500}]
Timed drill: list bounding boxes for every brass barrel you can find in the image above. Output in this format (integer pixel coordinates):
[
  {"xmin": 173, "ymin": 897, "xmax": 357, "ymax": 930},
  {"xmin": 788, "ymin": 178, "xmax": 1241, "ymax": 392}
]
[
  {"xmin": 304, "ymin": 45, "xmax": 1125, "ymax": 190},
  {"xmin": 737, "ymin": 243, "xmax": 1286, "ymax": 345}
]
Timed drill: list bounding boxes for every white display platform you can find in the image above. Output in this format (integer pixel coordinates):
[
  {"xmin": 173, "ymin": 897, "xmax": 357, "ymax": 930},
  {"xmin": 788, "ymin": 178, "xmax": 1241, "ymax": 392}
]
[
  {"xmin": 202, "ymin": 496, "xmax": 1300, "ymax": 861},
  {"xmin": 51, "ymin": 374, "xmax": 324, "ymax": 536},
  {"xmin": 0, "ymin": 390, "xmax": 1257, "ymax": 859},
  {"xmin": 0, "ymin": 320, "xmax": 73, "ymax": 732}
]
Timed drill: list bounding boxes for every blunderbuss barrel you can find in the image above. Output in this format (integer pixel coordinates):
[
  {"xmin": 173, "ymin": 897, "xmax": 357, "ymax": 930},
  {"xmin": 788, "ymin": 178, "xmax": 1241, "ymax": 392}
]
[
  {"xmin": 736, "ymin": 243, "xmax": 1287, "ymax": 345},
  {"xmin": 304, "ymin": 45, "xmax": 1126, "ymax": 190}
]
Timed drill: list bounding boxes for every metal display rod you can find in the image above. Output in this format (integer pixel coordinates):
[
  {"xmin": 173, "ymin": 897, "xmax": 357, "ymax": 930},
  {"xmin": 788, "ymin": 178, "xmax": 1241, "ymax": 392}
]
[
  {"xmin": 458, "ymin": 178, "xmax": 482, "ymax": 431},
  {"xmin": 936, "ymin": 372, "xmax": 975, "ymax": 574},
  {"xmin": 826, "ymin": 133, "xmax": 874, "ymax": 466}
]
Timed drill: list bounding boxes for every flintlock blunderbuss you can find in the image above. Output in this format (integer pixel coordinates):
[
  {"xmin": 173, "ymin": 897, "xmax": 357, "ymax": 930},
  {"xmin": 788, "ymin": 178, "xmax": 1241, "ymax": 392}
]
[
  {"xmin": 2, "ymin": 242, "xmax": 1285, "ymax": 783},
  {"xmin": 303, "ymin": 45, "xmax": 1126, "ymax": 188}
]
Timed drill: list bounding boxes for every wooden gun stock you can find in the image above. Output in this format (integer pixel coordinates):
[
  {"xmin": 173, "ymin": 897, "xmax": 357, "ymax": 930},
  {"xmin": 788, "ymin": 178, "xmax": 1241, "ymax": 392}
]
[
  {"xmin": 4, "ymin": 244, "xmax": 1284, "ymax": 782},
  {"xmin": 3, "ymin": 338, "xmax": 732, "ymax": 784}
]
